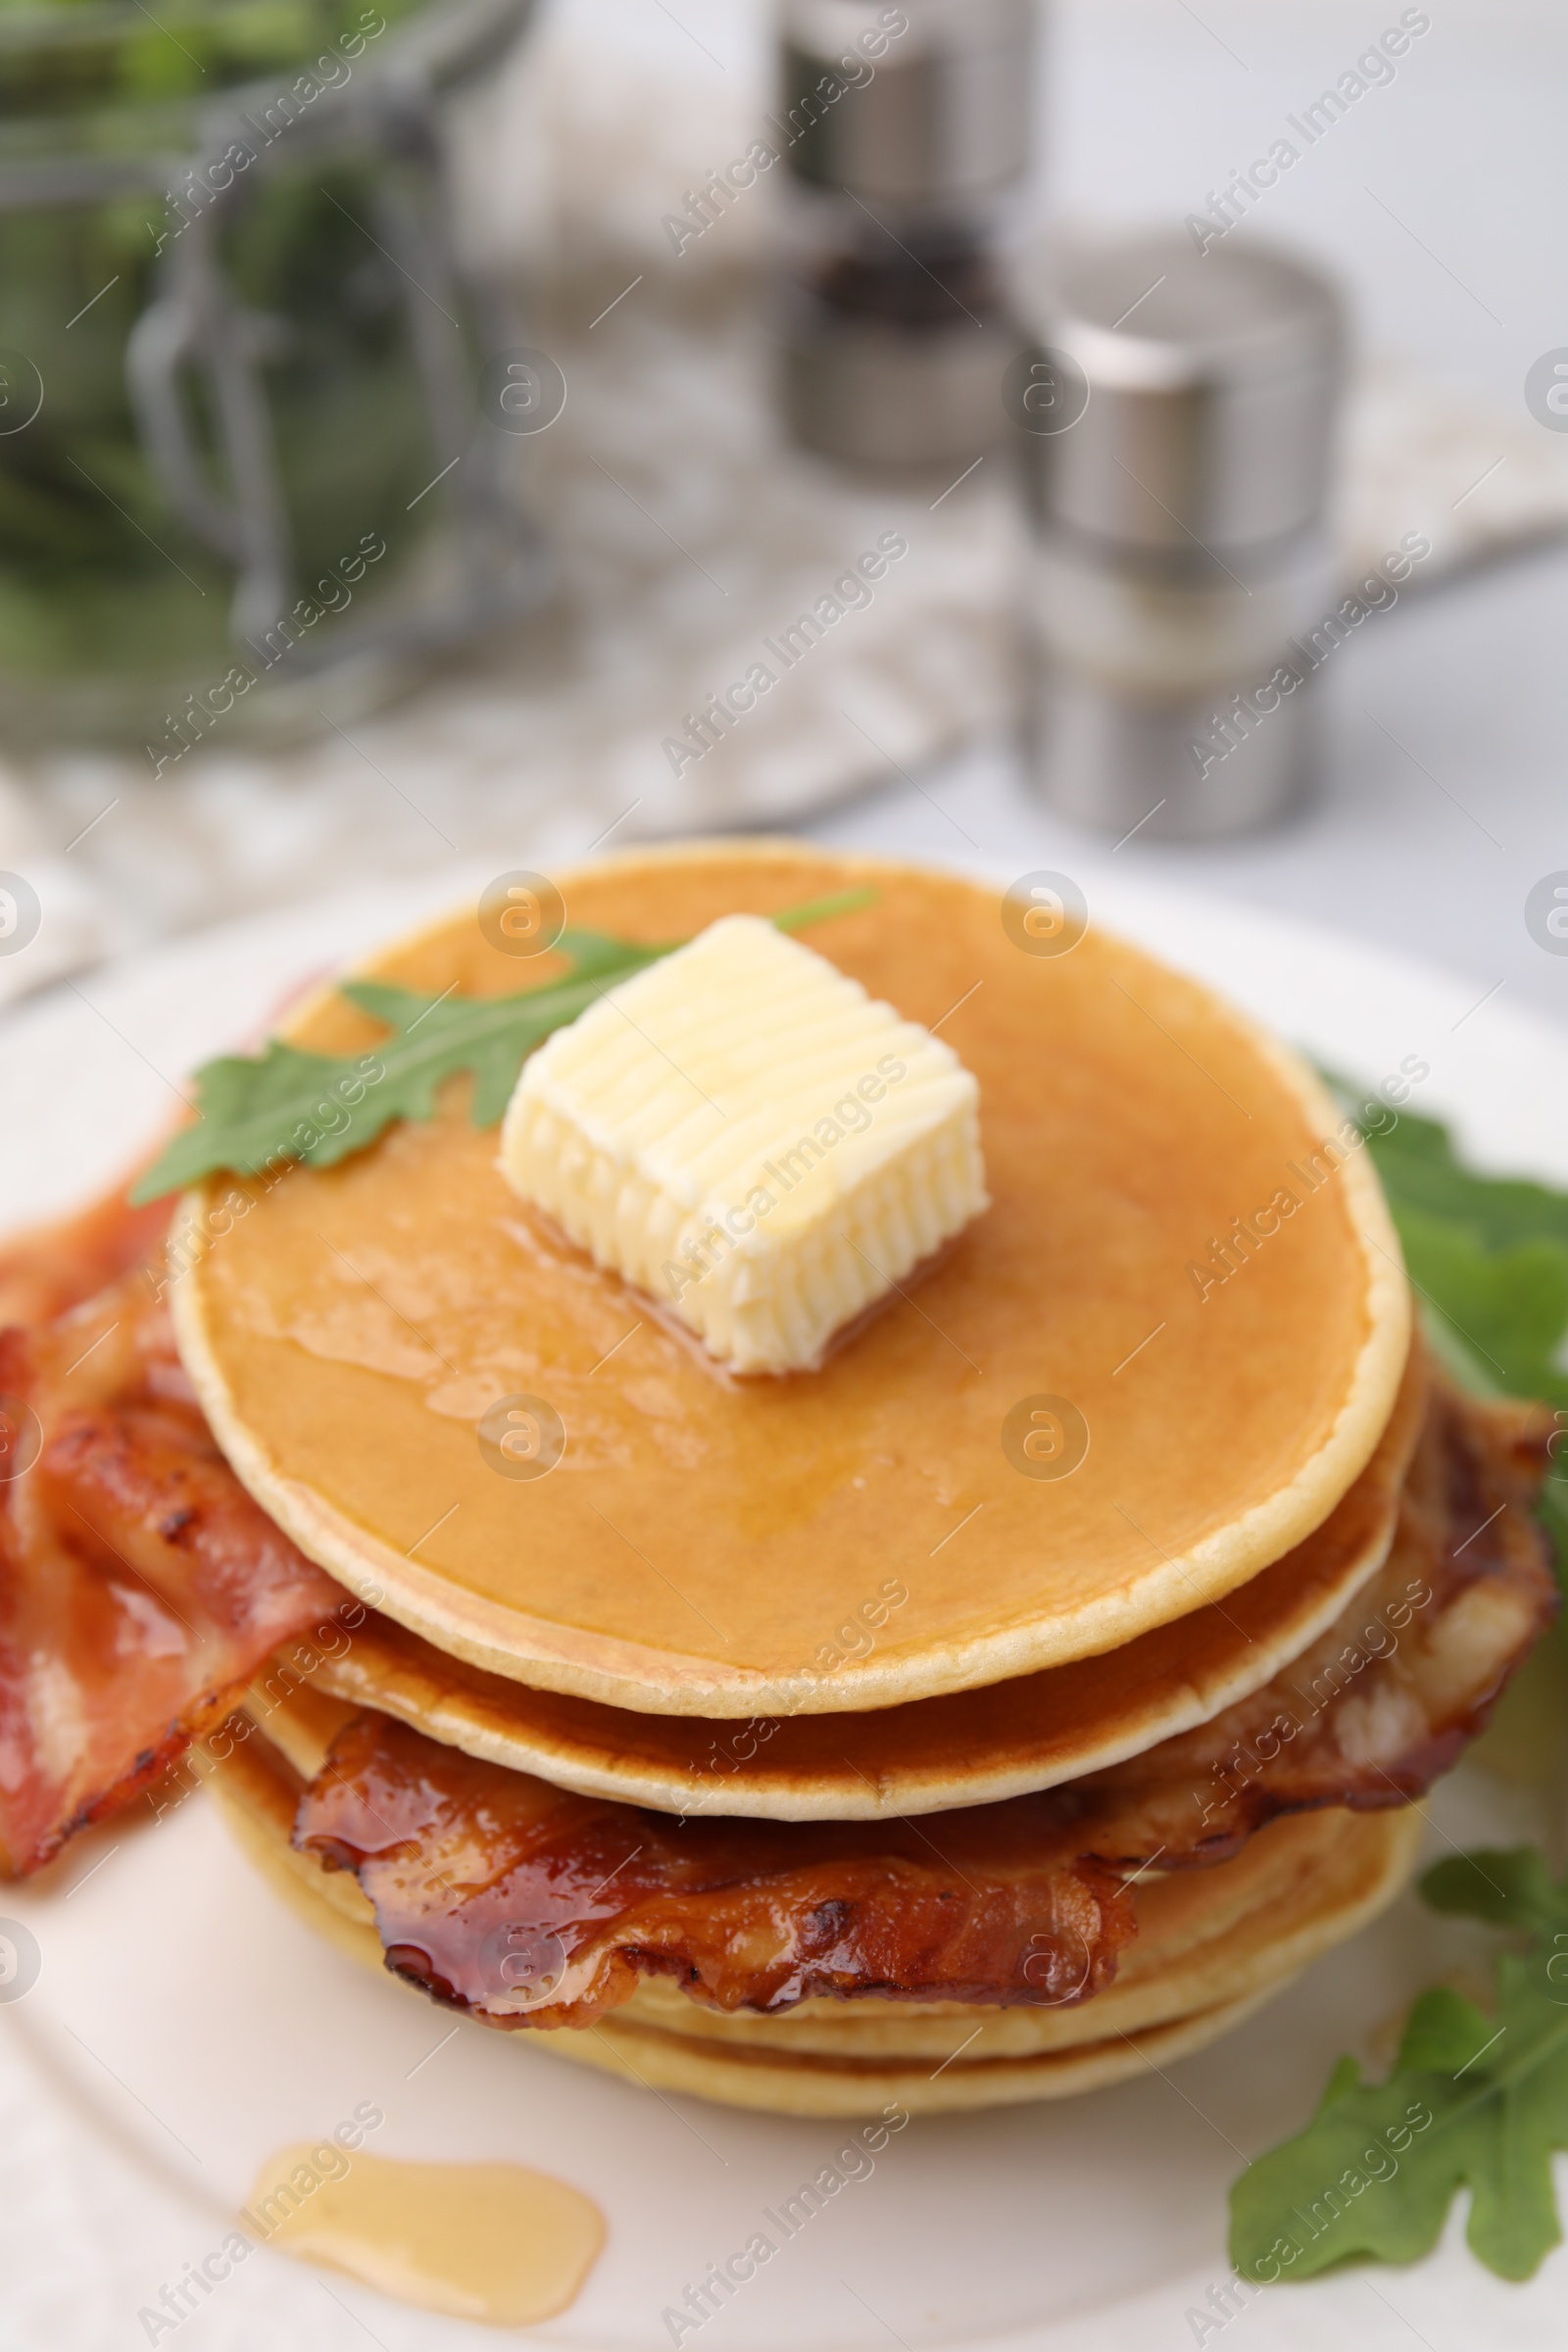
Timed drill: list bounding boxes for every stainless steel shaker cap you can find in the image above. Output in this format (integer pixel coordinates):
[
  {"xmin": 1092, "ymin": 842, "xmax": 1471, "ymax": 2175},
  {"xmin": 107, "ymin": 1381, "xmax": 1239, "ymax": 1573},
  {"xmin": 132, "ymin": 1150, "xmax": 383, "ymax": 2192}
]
[
  {"xmin": 779, "ymin": 0, "xmax": 1035, "ymax": 209},
  {"xmin": 1023, "ymin": 235, "xmax": 1345, "ymax": 556}
]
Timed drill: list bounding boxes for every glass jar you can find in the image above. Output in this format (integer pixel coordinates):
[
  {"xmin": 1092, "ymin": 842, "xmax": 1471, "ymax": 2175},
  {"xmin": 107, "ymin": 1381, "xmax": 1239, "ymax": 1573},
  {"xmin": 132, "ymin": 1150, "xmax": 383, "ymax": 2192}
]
[{"xmin": 0, "ymin": 0, "xmax": 548, "ymax": 753}]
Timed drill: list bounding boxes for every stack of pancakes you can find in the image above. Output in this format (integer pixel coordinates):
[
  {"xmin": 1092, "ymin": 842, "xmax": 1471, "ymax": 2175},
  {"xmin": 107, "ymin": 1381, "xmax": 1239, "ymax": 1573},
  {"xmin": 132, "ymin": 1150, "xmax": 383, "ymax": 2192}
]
[{"xmin": 177, "ymin": 846, "xmax": 1551, "ymax": 2115}]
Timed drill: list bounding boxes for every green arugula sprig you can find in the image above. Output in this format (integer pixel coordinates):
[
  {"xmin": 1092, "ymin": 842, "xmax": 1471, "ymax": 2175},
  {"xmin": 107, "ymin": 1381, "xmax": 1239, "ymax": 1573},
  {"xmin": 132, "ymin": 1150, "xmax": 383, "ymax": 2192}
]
[
  {"xmin": 1333, "ymin": 1090, "xmax": 1568, "ymax": 1597},
  {"xmin": 1231, "ymin": 1848, "xmax": 1568, "ymax": 2282},
  {"xmin": 130, "ymin": 888, "xmax": 875, "ymax": 1203}
]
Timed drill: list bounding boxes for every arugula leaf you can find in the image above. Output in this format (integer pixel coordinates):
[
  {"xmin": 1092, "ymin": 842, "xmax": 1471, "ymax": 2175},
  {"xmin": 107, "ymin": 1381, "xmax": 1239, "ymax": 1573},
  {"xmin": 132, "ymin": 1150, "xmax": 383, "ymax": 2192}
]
[
  {"xmin": 1395, "ymin": 1205, "xmax": 1568, "ymax": 1404},
  {"xmin": 1331, "ymin": 1093, "xmax": 1568, "ymax": 1597},
  {"xmin": 1422, "ymin": 1845, "xmax": 1564, "ymax": 1933},
  {"xmin": 130, "ymin": 890, "xmax": 876, "ymax": 1203},
  {"xmin": 1345, "ymin": 1100, "xmax": 1568, "ymax": 1405},
  {"xmin": 766, "ymin": 889, "xmax": 880, "ymax": 934},
  {"xmin": 1364, "ymin": 1107, "xmax": 1568, "ymax": 1256},
  {"xmin": 1229, "ymin": 1848, "xmax": 1568, "ymax": 2283}
]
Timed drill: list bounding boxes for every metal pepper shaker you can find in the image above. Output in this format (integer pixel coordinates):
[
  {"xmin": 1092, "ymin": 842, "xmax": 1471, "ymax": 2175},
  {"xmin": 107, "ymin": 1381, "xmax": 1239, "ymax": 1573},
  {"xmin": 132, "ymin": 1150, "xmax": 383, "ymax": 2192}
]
[
  {"xmin": 1016, "ymin": 233, "xmax": 1346, "ymax": 838},
  {"xmin": 777, "ymin": 0, "xmax": 1036, "ymax": 470}
]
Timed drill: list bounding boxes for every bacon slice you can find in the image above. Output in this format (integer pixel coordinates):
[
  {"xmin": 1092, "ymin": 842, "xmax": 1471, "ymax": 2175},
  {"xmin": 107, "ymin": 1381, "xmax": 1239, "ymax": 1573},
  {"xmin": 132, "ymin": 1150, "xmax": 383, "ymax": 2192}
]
[
  {"xmin": 293, "ymin": 1381, "xmax": 1555, "ymax": 2029},
  {"xmin": 0, "ymin": 1199, "xmax": 354, "ymax": 1878},
  {"xmin": 0, "ymin": 1179, "xmax": 174, "ymax": 1332},
  {"xmin": 1074, "ymin": 1379, "xmax": 1557, "ymax": 1862},
  {"xmin": 295, "ymin": 1712, "xmax": 1134, "ymax": 2026}
]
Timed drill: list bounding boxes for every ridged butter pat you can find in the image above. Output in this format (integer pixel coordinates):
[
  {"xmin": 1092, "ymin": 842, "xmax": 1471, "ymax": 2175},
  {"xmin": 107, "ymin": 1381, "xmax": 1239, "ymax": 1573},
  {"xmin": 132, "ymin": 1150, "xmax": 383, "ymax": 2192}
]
[{"xmin": 499, "ymin": 914, "xmax": 988, "ymax": 1373}]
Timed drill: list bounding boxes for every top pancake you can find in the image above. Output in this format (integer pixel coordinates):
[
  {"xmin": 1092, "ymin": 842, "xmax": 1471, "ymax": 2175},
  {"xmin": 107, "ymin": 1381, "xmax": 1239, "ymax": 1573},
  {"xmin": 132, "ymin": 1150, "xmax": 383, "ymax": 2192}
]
[
  {"xmin": 273, "ymin": 1332, "xmax": 1425, "ymax": 1818},
  {"xmin": 173, "ymin": 842, "xmax": 1410, "ymax": 1717}
]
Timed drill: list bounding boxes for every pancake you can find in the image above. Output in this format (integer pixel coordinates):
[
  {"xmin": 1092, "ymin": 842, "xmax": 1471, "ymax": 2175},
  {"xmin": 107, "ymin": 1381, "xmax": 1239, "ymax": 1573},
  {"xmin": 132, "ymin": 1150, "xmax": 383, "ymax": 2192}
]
[
  {"xmin": 268, "ymin": 1337, "xmax": 1428, "ymax": 1818},
  {"xmin": 209, "ymin": 1720, "xmax": 1423, "ymax": 2116},
  {"xmin": 543, "ymin": 1993, "xmax": 1282, "ymax": 2117},
  {"xmin": 173, "ymin": 842, "xmax": 1409, "ymax": 1717}
]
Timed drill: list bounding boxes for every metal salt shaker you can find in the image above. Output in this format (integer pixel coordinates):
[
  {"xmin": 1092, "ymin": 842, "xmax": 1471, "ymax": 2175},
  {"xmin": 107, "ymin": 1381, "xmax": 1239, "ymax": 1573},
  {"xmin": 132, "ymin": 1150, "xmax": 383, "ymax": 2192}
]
[{"xmin": 1017, "ymin": 234, "xmax": 1346, "ymax": 838}]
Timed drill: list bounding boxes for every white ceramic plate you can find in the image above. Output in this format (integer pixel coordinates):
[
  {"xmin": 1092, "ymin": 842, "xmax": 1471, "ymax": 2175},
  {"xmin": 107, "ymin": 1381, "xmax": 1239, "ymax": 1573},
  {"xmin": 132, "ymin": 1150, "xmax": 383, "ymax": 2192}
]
[{"xmin": 1, "ymin": 869, "xmax": 1565, "ymax": 2352}]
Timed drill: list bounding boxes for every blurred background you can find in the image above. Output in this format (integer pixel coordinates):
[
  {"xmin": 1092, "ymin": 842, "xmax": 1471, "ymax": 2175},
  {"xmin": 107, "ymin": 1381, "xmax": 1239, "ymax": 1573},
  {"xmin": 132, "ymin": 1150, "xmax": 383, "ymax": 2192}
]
[{"xmin": 1, "ymin": 0, "xmax": 1565, "ymax": 1023}]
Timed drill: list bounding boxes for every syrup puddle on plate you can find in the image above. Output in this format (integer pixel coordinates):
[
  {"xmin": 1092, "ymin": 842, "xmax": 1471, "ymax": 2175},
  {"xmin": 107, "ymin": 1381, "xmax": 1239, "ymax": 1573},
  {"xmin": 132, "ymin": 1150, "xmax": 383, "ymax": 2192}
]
[{"xmin": 242, "ymin": 2146, "xmax": 605, "ymax": 2324}]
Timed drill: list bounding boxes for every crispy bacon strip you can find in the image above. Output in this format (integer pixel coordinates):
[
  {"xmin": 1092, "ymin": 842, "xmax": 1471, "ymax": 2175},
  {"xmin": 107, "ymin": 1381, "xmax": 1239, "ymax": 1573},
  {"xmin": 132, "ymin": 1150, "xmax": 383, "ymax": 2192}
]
[
  {"xmin": 293, "ymin": 1380, "xmax": 1555, "ymax": 2029},
  {"xmin": 0, "ymin": 1200, "xmax": 353, "ymax": 1877},
  {"xmin": 296, "ymin": 1713, "xmax": 1133, "ymax": 2027},
  {"xmin": 0, "ymin": 1180, "xmax": 174, "ymax": 1331}
]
